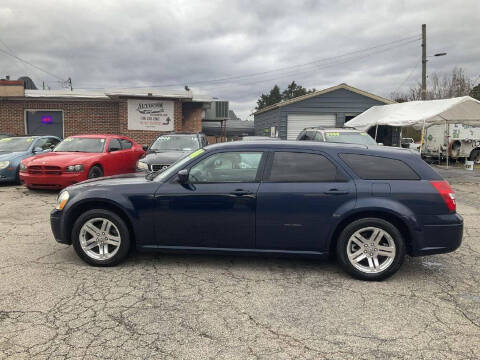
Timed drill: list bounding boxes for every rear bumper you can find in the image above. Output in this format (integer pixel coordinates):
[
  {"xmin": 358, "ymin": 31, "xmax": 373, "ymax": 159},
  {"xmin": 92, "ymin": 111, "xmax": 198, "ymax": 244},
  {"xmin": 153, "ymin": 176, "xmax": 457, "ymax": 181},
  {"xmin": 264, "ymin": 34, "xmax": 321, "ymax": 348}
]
[
  {"xmin": 410, "ymin": 213, "xmax": 463, "ymax": 256},
  {"xmin": 20, "ymin": 172, "xmax": 86, "ymax": 189},
  {"xmin": 51, "ymin": 209, "xmax": 70, "ymax": 244}
]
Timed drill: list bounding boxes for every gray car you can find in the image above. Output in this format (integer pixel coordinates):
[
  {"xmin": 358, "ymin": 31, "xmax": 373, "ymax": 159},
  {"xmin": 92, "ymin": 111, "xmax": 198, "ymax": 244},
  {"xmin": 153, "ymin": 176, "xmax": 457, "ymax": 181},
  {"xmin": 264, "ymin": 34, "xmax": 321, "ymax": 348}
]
[{"xmin": 137, "ymin": 133, "xmax": 208, "ymax": 172}]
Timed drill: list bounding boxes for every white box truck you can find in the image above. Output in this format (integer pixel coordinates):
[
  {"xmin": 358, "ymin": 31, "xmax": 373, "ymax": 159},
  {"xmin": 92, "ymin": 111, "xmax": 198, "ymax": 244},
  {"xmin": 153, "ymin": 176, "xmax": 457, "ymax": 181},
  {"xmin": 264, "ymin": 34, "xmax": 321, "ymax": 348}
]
[{"xmin": 422, "ymin": 124, "xmax": 480, "ymax": 163}]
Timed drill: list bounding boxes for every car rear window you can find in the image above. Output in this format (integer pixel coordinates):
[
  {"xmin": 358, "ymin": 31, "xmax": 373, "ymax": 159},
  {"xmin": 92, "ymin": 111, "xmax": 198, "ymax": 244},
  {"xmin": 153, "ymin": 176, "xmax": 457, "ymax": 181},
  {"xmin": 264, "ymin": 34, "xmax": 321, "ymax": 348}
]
[
  {"xmin": 266, "ymin": 152, "xmax": 346, "ymax": 182},
  {"xmin": 339, "ymin": 153, "xmax": 420, "ymax": 180}
]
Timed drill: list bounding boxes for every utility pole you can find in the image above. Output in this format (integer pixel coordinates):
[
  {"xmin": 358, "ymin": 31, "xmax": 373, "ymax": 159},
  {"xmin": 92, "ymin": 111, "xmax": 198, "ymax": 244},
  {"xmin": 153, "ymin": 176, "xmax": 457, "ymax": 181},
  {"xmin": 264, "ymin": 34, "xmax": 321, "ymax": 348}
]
[{"xmin": 421, "ymin": 24, "xmax": 427, "ymax": 100}]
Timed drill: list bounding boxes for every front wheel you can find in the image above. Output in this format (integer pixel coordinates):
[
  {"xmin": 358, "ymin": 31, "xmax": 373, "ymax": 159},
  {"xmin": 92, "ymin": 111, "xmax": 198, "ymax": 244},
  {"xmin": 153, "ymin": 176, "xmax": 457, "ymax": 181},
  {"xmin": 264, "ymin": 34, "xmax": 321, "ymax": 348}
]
[
  {"xmin": 72, "ymin": 209, "xmax": 130, "ymax": 266},
  {"xmin": 468, "ymin": 149, "xmax": 480, "ymax": 164},
  {"xmin": 336, "ymin": 218, "xmax": 406, "ymax": 281},
  {"xmin": 87, "ymin": 165, "xmax": 103, "ymax": 179}
]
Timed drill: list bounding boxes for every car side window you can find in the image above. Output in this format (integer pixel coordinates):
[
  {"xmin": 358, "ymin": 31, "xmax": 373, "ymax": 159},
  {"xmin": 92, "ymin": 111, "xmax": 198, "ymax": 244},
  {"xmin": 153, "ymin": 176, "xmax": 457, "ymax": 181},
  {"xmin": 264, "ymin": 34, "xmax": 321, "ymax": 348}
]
[
  {"xmin": 266, "ymin": 151, "xmax": 346, "ymax": 182},
  {"xmin": 33, "ymin": 138, "xmax": 47, "ymax": 150},
  {"xmin": 119, "ymin": 139, "xmax": 133, "ymax": 150},
  {"xmin": 189, "ymin": 152, "xmax": 263, "ymax": 183},
  {"xmin": 314, "ymin": 132, "xmax": 324, "ymax": 142},
  {"xmin": 108, "ymin": 138, "xmax": 122, "ymax": 152},
  {"xmin": 339, "ymin": 153, "xmax": 420, "ymax": 180}
]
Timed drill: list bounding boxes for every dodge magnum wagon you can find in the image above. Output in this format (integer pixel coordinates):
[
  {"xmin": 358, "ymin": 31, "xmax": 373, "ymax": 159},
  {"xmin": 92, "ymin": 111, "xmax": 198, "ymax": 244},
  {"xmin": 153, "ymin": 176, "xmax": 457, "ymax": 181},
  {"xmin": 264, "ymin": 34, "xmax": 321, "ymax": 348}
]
[{"xmin": 50, "ymin": 141, "xmax": 462, "ymax": 280}]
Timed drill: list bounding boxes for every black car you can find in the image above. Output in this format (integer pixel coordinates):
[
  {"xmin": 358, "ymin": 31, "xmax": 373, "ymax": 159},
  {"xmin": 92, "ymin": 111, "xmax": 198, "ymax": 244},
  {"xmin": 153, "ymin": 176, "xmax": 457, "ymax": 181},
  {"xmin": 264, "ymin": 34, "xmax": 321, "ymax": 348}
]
[
  {"xmin": 137, "ymin": 133, "xmax": 208, "ymax": 172},
  {"xmin": 51, "ymin": 141, "xmax": 462, "ymax": 281}
]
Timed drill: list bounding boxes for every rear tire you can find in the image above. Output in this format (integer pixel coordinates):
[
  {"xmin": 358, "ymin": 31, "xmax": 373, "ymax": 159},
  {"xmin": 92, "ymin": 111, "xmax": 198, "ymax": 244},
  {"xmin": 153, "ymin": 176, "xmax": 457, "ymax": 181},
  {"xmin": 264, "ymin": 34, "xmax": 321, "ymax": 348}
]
[
  {"xmin": 336, "ymin": 218, "xmax": 406, "ymax": 281},
  {"xmin": 468, "ymin": 149, "xmax": 480, "ymax": 164},
  {"xmin": 87, "ymin": 165, "xmax": 103, "ymax": 179},
  {"xmin": 72, "ymin": 209, "xmax": 130, "ymax": 266}
]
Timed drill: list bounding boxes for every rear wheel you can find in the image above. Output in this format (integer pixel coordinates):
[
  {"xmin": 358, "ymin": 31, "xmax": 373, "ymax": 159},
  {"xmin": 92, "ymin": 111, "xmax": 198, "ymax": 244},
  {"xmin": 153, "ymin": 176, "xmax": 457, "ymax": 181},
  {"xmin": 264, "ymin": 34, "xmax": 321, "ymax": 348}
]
[
  {"xmin": 336, "ymin": 218, "xmax": 405, "ymax": 281},
  {"xmin": 72, "ymin": 209, "xmax": 130, "ymax": 266},
  {"xmin": 468, "ymin": 149, "xmax": 480, "ymax": 164},
  {"xmin": 87, "ymin": 165, "xmax": 103, "ymax": 179}
]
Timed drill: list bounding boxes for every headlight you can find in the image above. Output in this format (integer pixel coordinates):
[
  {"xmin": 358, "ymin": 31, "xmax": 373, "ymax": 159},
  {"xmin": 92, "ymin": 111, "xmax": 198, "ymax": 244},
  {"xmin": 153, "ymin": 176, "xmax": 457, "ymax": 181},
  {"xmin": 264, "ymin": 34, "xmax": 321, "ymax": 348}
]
[
  {"xmin": 55, "ymin": 191, "xmax": 69, "ymax": 210},
  {"xmin": 0, "ymin": 161, "xmax": 9, "ymax": 170},
  {"xmin": 19, "ymin": 163, "xmax": 27, "ymax": 172},
  {"xmin": 65, "ymin": 164, "xmax": 84, "ymax": 172},
  {"xmin": 136, "ymin": 160, "xmax": 149, "ymax": 171}
]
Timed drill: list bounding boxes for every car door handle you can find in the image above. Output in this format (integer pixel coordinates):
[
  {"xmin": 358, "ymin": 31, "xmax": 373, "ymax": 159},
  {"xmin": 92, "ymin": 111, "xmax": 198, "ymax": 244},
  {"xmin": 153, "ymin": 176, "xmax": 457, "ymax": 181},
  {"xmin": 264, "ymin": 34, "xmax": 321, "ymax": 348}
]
[
  {"xmin": 324, "ymin": 189, "xmax": 349, "ymax": 195},
  {"xmin": 230, "ymin": 189, "xmax": 253, "ymax": 196}
]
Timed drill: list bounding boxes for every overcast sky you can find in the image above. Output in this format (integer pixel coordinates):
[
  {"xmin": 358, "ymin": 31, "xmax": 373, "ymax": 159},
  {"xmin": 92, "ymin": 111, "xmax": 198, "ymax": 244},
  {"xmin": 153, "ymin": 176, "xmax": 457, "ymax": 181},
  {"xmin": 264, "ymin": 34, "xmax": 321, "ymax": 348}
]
[{"xmin": 1, "ymin": 0, "xmax": 479, "ymax": 119}]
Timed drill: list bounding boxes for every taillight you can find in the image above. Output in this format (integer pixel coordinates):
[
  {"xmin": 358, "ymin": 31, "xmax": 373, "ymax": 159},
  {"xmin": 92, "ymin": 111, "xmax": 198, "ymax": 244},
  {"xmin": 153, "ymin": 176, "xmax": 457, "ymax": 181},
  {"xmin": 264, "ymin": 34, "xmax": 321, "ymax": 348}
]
[{"xmin": 430, "ymin": 180, "xmax": 456, "ymax": 212}]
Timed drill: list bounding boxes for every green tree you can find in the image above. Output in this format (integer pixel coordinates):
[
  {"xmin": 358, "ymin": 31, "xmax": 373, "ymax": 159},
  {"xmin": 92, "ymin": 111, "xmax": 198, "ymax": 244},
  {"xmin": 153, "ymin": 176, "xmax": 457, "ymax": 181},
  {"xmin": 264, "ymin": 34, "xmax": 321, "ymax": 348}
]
[
  {"xmin": 255, "ymin": 85, "xmax": 282, "ymax": 110},
  {"xmin": 470, "ymin": 83, "xmax": 480, "ymax": 101},
  {"xmin": 281, "ymin": 81, "xmax": 315, "ymax": 100},
  {"xmin": 255, "ymin": 82, "xmax": 316, "ymax": 110}
]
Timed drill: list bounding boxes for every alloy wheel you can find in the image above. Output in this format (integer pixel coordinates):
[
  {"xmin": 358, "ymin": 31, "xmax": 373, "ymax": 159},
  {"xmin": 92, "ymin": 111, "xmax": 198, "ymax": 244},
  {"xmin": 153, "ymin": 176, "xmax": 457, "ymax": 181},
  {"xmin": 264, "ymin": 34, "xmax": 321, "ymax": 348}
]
[
  {"xmin": 346, "ymin": 226, "xmax": 396, "ymax": 274},
  {"xmin": 79, "ymin": 218, "xmax": 121, "ymax": 261}
]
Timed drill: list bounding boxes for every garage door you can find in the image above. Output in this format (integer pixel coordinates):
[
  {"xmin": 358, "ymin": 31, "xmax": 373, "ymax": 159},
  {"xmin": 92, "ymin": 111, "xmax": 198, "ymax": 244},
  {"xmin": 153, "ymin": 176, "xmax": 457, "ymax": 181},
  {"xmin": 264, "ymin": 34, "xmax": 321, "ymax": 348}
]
[
  {"xmin": 287, "ymin": 114, "xmax": 336, "ymax": 140},
  {"xmin": 25, "ymin": 110, "xmax": 63, "ymax": 138}
]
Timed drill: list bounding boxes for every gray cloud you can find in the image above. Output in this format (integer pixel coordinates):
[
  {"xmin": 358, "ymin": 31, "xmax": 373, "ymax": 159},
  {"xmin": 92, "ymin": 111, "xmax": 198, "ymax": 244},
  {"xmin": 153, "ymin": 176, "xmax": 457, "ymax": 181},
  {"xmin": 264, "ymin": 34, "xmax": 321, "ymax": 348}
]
[{"xmin": 0, "ymin": 0, "xmax": 479, "ymax": 119}]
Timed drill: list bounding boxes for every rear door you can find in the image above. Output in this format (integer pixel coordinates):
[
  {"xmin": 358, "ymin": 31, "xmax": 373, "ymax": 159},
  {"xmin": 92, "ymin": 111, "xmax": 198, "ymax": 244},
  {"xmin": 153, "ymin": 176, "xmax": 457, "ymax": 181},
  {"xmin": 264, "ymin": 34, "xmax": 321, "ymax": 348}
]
[
  {"xmin": 119, "ymin": 138, "xmax": 138, "ymax": 173},
  {"xmin": 106, "ymin": 138, "xmax": 125, "ymax": 174},
  {"xmin": 256, "ymin": 151, "xmax": 356, "ymax": 252}
]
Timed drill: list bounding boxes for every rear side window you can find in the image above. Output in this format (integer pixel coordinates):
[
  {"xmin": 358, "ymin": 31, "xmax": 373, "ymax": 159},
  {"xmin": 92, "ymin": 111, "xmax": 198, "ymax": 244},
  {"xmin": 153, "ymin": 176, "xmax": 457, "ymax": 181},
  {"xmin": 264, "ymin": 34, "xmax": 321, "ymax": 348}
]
[
  {"xmin": 340, "ymin": 153, "xmax": 420, "ymax": 180},
  {"xmin": 266, "ymin": 152, "xmax": 346, "ymax": 182},
  {"xmin": 119, "ymin": 139, "xmax": 133, "ymax": 149}
]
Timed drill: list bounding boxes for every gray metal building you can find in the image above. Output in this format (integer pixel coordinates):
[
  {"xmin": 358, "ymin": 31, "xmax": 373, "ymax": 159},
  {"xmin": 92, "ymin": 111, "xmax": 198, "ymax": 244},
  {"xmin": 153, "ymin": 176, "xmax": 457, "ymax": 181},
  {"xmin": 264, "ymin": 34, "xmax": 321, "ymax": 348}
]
[{"xmin": 253, "ymin": 83, "xmax": 394, "ymax": 140}]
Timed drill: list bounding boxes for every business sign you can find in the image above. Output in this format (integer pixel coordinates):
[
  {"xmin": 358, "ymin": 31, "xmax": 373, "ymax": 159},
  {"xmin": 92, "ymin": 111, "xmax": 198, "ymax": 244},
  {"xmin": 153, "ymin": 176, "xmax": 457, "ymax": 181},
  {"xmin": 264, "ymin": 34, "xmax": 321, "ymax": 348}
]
[{"xmin": 127, "ymin": 99, "xmax": 174, "ymax": 131}]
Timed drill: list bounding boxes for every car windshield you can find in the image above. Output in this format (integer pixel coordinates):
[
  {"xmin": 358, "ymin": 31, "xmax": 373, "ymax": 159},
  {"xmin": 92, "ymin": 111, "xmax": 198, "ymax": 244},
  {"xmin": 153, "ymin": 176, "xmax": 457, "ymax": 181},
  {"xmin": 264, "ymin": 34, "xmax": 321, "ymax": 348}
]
[
  {"xmin": 151, "ymin": 149, "xmax": 205, "ymax": 182},
  {"xmin": 150, "ymin": 135, "xmax": 200, "ymax": 151},
  {"xmin": 324, "ymin": 132, "xmax": 377, "ymax": 145},
  {"xmin": 54, "ymin": 137, "xmax": 106, "ymax": 153},
  {"xmin": 0, "ymin": 137, "xmax": 35, "ymax": 152}
]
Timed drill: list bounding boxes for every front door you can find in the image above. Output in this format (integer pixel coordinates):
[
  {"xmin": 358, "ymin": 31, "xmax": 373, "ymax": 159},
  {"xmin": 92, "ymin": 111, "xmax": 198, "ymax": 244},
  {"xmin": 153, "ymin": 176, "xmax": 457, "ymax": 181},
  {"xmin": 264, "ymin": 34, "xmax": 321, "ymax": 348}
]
[
  {"xmin": 154, "ymin": 151, "xmax": 265, "ymax": 249},
  {"xmin": 256, "ymin": 151, "xmax": 356, "ymax": 252}
]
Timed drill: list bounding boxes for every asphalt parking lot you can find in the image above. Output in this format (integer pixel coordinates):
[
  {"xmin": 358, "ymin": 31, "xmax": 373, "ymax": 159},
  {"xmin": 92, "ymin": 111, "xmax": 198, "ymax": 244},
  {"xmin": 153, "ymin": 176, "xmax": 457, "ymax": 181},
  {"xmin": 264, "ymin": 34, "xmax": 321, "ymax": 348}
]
[{"xmin": 0, "ymin": 167, "xmax": 479, "ymax": 360}]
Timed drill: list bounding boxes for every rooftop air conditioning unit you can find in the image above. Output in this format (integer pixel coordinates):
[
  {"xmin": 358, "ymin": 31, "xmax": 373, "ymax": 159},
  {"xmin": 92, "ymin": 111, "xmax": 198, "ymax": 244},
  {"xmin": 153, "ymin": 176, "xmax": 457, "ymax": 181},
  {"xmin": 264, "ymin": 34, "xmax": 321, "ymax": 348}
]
[{"xmin": 204, "ymin": 101, "xmax": 229, "ymax": 120}]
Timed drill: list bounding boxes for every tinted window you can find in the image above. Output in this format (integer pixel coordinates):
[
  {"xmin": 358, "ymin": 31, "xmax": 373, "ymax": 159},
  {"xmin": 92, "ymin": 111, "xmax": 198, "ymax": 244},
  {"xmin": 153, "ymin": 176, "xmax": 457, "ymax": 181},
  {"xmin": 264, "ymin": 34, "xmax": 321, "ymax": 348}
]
[
  {"xmin": 267, "ymin": 152, "xmax": 343, "ymax": 182},
  {"xmin": 54, "ymin": 137, "xmax": 105, "ymax": 153},
  {"xmin": 340, "ymin": 153, "xmax": 420, "ymax": 180},
  {"xmin": 189, "ymin": 152, "xmax": 263, "ymax": 183},
  {"xmin": 119, "ymin": 139, "xmax": 133, "ymax": 149},
  {"xmin": 108, "ymin": 138, "xmax": 122, "ymax": 152}
]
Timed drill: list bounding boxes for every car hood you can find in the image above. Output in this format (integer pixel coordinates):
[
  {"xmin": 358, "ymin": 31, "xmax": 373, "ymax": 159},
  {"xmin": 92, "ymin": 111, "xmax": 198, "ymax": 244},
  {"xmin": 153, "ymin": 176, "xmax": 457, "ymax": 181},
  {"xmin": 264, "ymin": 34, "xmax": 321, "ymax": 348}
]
[
  {"xmin": 142, "ymin": 150, "xmax": 190, "ymax": 165},
  {"xmin": 0, "ymin": 151, "xmax": 28, "ymax": 161},
  {"xmin": 68, "ymin": 172, "xmax": 150, "ymax": 190},
  {"xmin": 23, "ymin": 152, "xmax": 101, "ymax": 166}
]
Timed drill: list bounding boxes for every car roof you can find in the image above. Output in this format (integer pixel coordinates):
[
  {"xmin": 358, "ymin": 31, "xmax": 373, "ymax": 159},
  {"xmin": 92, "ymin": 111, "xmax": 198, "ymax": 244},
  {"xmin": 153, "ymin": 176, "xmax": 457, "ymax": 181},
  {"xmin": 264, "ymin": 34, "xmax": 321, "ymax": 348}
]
[{"xmin": 203, "ymin": 140, "xmax": 415, "ymax": 157}]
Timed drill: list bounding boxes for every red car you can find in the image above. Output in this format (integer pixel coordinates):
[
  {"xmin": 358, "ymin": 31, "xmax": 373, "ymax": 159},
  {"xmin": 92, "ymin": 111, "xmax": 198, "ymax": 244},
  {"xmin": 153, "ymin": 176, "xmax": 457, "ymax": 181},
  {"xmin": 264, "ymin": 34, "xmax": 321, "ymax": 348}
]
[{"xmin": 20, "ymin": 134, "xmax": 145, "ymax": 189}]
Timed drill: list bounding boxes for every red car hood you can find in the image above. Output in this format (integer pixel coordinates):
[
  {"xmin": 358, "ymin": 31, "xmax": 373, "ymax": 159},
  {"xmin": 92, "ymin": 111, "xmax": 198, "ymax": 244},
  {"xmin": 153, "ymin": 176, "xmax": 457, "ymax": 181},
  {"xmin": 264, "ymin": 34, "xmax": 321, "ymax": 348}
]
[{"xmin": 23, "ymin": 152, "xmax": 102, "ymax": 166}]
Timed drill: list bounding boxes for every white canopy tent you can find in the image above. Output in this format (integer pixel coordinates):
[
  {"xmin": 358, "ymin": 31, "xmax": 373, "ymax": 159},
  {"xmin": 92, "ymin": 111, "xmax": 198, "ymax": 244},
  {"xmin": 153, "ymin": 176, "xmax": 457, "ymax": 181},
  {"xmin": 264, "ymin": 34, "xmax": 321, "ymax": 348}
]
[
  {"xmin": 345, "ymin": 96, "xmax": 480, "ymax": 166},
  {"xmin": 345, "ymin": 96, "xmax": 480, "ymax": 131}
]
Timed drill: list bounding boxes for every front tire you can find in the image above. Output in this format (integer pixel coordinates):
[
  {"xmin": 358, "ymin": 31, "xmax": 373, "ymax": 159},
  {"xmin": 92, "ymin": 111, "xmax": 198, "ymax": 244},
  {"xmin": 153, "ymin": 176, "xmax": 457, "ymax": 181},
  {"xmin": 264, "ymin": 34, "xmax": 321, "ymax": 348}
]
[
  {"xmin": 87, "ymin": 165, "xmax": 103, "ymax": 179},
  {"xmin": 72, "ymin": 209, "xmax": 130, "ymax": 266},
  {"xmin": 468, "ymin": 149, "xmax": 480, "ymax": 164},
  {"xmin": 336, "ymin": 218, "xmax": 406, "ymax": 281}
]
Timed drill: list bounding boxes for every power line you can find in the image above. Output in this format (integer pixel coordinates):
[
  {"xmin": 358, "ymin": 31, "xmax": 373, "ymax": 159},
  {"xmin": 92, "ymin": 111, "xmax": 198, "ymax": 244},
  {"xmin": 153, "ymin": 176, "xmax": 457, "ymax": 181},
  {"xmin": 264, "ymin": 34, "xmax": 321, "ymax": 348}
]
[
  {"xmin": 0, "ymin": 47, "xmax": 66, "ymax": 81},
  {"xmin": 77, "ymin": 34, "xmax": 420, "ymax": 89},
  {"xmin": 393, "ymin": 59, "xmax": 421, "ymax": 94}
]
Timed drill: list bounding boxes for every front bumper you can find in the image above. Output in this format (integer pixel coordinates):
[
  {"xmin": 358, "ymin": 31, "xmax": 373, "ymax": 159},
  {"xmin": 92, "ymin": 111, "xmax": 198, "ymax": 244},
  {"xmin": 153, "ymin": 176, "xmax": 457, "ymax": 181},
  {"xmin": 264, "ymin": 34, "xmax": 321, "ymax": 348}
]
[
  {"xmin": 0, "ymin": 166, "xmax": 17, "ymax": 182},
  {"xmin": 51, "ymin": 209, "xmax": 70, "ymax": 244},
  {"xmin": 20, "ymin": 172, "xmax": 87, "ymax": 189},
  {"xmin": 410, "ymin": 213, "xmax": 463, "ymax": 256}
]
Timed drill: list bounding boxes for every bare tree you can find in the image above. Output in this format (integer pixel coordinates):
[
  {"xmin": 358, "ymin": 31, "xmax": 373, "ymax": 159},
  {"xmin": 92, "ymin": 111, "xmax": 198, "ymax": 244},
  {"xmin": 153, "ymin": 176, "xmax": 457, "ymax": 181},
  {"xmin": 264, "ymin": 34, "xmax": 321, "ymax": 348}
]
[{"xmin": 391, "ymin": 67, "xmax": 473, "ymax": 101}]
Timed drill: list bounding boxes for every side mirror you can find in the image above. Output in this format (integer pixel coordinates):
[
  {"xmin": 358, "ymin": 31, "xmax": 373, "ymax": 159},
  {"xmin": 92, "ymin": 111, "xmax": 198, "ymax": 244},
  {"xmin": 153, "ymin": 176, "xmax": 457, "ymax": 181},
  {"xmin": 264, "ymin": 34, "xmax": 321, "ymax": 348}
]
[
  {"xmin": 142, "ymin": 145, "xmax": 148, "ymax": 151},
  {"xmin": 177, "ymin": 169, "xmax": 189, "ymax": 183},
  {"xmin": 33, "ymin": 147, "xmax": 43, "ymax": 153}
]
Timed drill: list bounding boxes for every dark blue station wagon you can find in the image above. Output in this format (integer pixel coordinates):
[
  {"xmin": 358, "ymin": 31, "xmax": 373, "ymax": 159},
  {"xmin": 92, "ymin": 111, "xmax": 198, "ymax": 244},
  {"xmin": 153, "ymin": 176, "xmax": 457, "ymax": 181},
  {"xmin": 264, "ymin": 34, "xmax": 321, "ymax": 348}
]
[{"xmin": 50, "ymin": 141, "xmax": 463, "ymax": 280}]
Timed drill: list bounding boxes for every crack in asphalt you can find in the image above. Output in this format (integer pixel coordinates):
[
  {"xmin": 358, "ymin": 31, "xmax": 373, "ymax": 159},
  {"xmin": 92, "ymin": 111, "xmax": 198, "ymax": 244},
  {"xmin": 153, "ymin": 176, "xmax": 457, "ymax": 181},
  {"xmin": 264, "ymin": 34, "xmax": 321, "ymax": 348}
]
[{"xmin": 0, "ymin": 177, "xmax": 479, "ymax": 359}]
